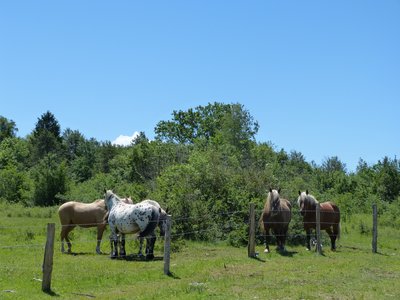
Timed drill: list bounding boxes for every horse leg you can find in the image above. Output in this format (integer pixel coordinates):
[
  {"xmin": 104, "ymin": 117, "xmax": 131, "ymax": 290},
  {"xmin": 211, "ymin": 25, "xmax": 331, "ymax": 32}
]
[
  {"xmin": 120, "ymin": 233, "xmax": 126, "ymax": 257},
  {"xmin": 61, "ymin": 224, "xmax": 75, "ymax": 253},
  {"xmin": 138, "ymin": 237, "xmax": 144, "ymax": 257},
  {"xmin": 280, "ymin": 226, "xmax": 288, "ymax": 252},
  {"xmin": 277, "ymin": 229, "xmax": 284, "ymax": 252},
  {"xmin": 145, "ymin": 233, "xmax": 156, "ymax": 260},
  {"xmin": 264, "ymin": 227, "xmax": 271, "ymax": 253},
  {"xmin": 60, "ymin": 227, "xmax": 66, "ymax": 253},
  {"xmin": 109, "ymin": 227, "xmax": 118, "ymax": 259},
  {"xmin": 96, "ymin": 224, "xmax": 106, "ymax": 254},
  {"xmin": 326, "ymin": 227, "xmax": 336, "ymax": 251},
  {"xmin": 305, "ymin": 228, "xmax": 312, "ymax": 251}
]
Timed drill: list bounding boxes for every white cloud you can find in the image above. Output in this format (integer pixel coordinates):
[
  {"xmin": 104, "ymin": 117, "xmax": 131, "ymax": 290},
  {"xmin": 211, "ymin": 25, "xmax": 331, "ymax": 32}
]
[{"xmin": 112, "ymin": 132, "xmax": 140, "ymax": 146}]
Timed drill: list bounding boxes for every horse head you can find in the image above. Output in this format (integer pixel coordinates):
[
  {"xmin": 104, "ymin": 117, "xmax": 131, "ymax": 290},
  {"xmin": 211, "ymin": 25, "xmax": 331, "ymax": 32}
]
[
  {"xmin": 297, "ymin": 190, "xmax": 317, "ymax": 217},
  {"xmin": 104, "ymin": 189, "xmax": 120, "ymax": 211},
  {"xmin": 269, "ymin": 188, "xmax": 281, "ymax": 216},
  {"xmin": 158, "ymin": 208, "xmax": 168, "ymax": 237}
]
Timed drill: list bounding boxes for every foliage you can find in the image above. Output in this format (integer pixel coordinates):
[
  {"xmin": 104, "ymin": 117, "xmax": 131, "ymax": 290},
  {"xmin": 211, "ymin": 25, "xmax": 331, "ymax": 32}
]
[
  {"xmin": 0, "ymin": 115, "xmax": 18, "ymax": 143},
  {"xmin": 154, "ymin": 102, "xmax": 259, "ymax": 146},
  {"xmin": 0, "ymin": 104, "xmax": 399, "ymax": 246},
  {"xmin": 31, "ymin": 154, "xmax": 68, "ymax": 206},
  {"xmin": 29, "ymin": 111, "xmax": 63, "ymax": 163}
]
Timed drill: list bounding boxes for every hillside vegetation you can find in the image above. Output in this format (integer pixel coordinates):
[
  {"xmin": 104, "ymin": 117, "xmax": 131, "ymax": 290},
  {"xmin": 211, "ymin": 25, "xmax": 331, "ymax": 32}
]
[{"xmin": 1, "ymin": 102, "xmax": 399, "ymax": 245}]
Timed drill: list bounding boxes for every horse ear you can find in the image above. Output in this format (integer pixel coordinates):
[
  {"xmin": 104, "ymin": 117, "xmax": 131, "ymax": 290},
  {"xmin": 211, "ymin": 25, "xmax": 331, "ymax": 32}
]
[
  {"xmin": 298, "ymin": 191, "xmax": 301, "ymax": 196},
  {"xmin": 269, "ymin": 188, "xmax": 273, "ymax": 193},
  {"xmin": 104, "ymin": 188, "xmax": 107, "ymax": 194},
  {"xmin": 278, "ymin": 188, "xmax": 281, "ymax": 194},
  {"xmin": 165, "ymin": 207, "xmax": 169, "ymax": 214},
  {"xmin": 306, "ymin": 189, "xmax": 309, "ymax": 195}
]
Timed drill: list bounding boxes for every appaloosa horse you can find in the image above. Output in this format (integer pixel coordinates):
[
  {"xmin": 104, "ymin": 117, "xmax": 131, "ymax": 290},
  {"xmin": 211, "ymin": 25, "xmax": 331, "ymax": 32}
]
[
  {"xmin": 259, "ymin": 188, "xmax": 292, "ymax": 253},
  {"xmin": 104, "ymin": 190, "xmax": 165, "ymax": 260},
  {"xmin": 297, "ymin": 190, "xmax": 341, "ymax": 251}
]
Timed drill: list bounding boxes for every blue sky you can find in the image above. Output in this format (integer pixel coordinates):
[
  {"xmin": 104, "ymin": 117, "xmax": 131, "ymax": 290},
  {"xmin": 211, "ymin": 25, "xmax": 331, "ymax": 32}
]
[{"xmin": 1, "ymin": 1, "xmax": 399, "ymax": 172}]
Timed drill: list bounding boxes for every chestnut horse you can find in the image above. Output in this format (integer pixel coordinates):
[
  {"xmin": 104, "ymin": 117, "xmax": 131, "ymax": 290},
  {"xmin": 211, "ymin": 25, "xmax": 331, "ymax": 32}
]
[
  {"xmin": 297, "ymin": 190, "xmax": 340, "ymax": 251},
  {"xmin": 58, "ymin": 197, "xmax": 132, "ymax": 254},
  {"xmin": 259, "ymin": 188, "xmax": 292, "ymax": 253}
]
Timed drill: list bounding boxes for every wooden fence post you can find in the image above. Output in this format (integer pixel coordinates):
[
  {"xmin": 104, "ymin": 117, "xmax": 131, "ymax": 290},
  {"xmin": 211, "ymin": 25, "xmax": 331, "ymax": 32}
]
[
  {"xmin": 42, "ymin": 223, "xmax": 55, "ymax": 292},
  {"xmin": 315, "ymin": 203, "xmax": 322, "ymax": 254},
  {"xmin": 372, "ymin": 204, "xmax": 378, "ymax": 253},
  {"xmin": 248, "ymin": 203, "xmax": 256, "ymax": 258},
  {"xmin": 163, "ymin": 215, "xmax": 172, "ymax": 275}
]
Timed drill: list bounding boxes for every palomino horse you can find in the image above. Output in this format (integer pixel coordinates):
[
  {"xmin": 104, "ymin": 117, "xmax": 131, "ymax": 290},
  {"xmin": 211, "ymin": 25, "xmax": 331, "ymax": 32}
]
[
  {"xmin": 259, "ymin": 188, "xmax": 292, "ymax": 253},
  {"xmin": 104, "ymin": 190, "xmax": 166, "ymax": 260},
  {"xmin": 297, "ymin": 190, "xmax": 340, "ymax": 251},
  {"xmin": 58, "ymin": 197, "xmax": 132, "ymax": 254}
]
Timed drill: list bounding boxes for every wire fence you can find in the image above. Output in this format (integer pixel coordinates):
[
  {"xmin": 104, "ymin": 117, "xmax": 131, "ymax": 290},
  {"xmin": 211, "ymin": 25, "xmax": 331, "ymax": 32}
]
[
  {"xmin": 0, "ymin": 202, "xmax": 393, "ymax": 296},
  {"xmin": 0, "ymin": 206, "xmax": 377, "ymax": 252}
]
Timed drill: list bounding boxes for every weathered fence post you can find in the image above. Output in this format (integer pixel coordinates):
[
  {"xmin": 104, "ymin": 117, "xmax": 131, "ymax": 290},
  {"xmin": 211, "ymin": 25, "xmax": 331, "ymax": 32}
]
[
  {"xmin": 42, "ymin": 223, "xmax": 55, "ymax": 292},
  {"xmin": 372, "ymin": 204, "xmax": 378, "ymax": 253},
  {"xmin": 248, "ymin": 203, "xmax": 256, "ymax": 258},
  {"xmin": 163, "ymin": 215, "xmax": 172, "ymax": 275},
  {"xmin": 315, "ymin": 203, "xmax": 322, "ymax": 254}
]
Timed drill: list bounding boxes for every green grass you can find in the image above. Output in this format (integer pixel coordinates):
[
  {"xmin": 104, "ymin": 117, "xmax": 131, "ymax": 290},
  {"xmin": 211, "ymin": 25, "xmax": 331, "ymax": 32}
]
[{"xmin": 1, "ymin": 203, "xmax": 399, "ymax": 299}]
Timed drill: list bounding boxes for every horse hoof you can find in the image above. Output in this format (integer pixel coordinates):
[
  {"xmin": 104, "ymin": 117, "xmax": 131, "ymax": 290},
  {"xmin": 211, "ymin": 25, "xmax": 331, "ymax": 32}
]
[
  {"xmin": 146, "ymin": 254, "xmax": 154, "ymax": 260},
  {"xmin": 306, "ymin": 248, "xmax": 310, "ymax": 251},
  {"xmin": 264, "ymin": 249, "xmax": 269, "ymax": 253}
]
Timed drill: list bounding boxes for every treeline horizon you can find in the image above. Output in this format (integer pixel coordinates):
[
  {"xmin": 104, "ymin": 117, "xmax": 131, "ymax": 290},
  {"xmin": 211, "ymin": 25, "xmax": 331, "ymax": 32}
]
[{"xmin": 1, "ymin": 102, "xmax": 399, "ymax": 244}]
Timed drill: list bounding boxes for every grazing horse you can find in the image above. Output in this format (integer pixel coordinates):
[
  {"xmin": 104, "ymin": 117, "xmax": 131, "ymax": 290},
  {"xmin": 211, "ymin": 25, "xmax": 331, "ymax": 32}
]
[
  {"xmin": 58, "ymin": 198, "xmax": 132, "ymax": 254},
  {"xmin": 259, "ymin": 188, "xmax": 292, "ymax": 253},
  {"xmin": 297, "ymin": 190, "xmax": 341, "ymax": 251},
  {"xmin": 104, "ymin": 190, "xmax": 165, "ymax": 260}
]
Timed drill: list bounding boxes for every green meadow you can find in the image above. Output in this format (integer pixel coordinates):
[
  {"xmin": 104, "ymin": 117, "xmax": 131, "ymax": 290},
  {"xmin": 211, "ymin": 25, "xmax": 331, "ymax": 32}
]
[{"xmin": 0, "ymin": 203, "xmax": 399, "ymax": 300}]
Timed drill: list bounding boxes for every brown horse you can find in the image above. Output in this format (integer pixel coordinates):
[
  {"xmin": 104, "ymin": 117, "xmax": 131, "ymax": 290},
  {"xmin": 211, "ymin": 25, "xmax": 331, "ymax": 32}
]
[
  {"xmin": 297, "ymin": 190, "xmax": 340, "ymax": 251},
  {"xmin": 259, "ymin": 188, "xmax": 292, "ymax": 253},
  {"xmin": 58, "ymin": 197, "xmax": 132, "ymax": 254}
]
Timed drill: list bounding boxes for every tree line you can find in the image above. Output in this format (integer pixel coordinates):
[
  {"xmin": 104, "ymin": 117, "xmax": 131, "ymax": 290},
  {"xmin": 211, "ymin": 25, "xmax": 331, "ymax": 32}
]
[{"xmin": 1, "ymin": 102, "xmax": 399, "ymax": 245}]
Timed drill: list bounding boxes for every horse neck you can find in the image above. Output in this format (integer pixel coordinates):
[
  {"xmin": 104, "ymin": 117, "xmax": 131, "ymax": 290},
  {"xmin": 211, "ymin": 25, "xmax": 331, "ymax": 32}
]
[
  {"xmin": 305, "ymin": 195, "xmax": 318, "ymax": 210},
  {"xmin": 106, "ymin": 195, "xmax": 119, "ymax": 210}
]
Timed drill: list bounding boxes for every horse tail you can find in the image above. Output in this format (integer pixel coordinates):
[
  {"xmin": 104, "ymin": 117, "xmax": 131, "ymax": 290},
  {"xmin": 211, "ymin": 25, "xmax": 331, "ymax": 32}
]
[
  {"xmin": 258, "ymin": 211, "xmax": 265, "ymax": 232},
  {"xmin": 103, "ymin": 211, "xmax": 109, "ymax": 224},
  {"xmin": 139, "ymin": 207, "xmax": 159, "ymax": 238},
  {"xmin": 332, "ymin": 203, "xmax": 341, "ymax": 240}
]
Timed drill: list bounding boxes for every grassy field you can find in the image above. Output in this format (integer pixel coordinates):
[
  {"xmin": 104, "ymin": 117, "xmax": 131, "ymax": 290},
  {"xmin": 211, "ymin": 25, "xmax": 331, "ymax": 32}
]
[{"xmin": 1, "ymin": 203, "xmax": 399, "ymax": 299}]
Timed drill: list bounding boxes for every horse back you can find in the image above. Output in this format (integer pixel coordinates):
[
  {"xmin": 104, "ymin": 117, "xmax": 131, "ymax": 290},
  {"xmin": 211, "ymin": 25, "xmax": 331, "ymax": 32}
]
[
  {"xmin": 58, "ymin": 200, "xmax": 107, "ymax": 227},
  {"xmin": 320, "ymin": 201, "xmax": 340, "ymax": 225}
]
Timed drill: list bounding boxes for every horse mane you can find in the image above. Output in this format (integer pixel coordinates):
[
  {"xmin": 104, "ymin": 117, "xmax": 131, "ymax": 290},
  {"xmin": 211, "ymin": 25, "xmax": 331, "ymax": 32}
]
[
  {"xmin": 262, "ymin": 189, "xmax": 280, "ymax": 216},
  {"xmin": 303, "ymin": 192, "xmax": 319, "ymax": 209},
  {"xmin": 105, "ymin": 190, "xmax": 122, "ymax": 202}
]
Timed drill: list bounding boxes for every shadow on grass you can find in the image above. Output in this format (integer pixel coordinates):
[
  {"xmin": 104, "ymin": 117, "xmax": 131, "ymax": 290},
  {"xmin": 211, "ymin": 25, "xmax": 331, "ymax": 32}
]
[
  {"xmin": 166, "ymin": 271, "xmax": 181, "ymax": 279},
  {"xmin": 43, "ymin": 289, "xmax": 59, "ymax": 297},
  {"xmin": 63, "ymin": 252, "xmax": 109, "ymax": 256},
  {"xmin": 278, "ymin": 250, "xmax": 298, "ymax": 257},
  {"xmin": 249, "ymin": 256, "xmax": 266, "ymax": 262},
  {"xmin": 118, "ymin": 254, "xmax": 164, "ymax": 262}
]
